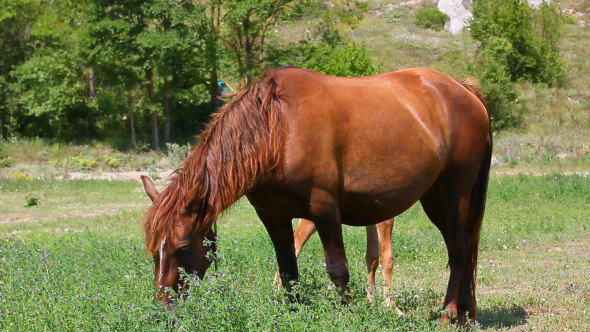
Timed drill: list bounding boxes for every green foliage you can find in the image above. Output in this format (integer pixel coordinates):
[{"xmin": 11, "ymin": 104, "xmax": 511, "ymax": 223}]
[
  {"xmin": 23, "ymin": 193, "xmax": 39, "ymax": 207},
  {"xmin": 470, "ymin": 0, "xmax": 564, "ymax": 85},
  {"xmin": 469, "ymin": 0, "xmax": 564, "ymax": 131},
  {"xmin": 302, "ymin": 41, "xmax": 378, "ymax": 77},
  {"xmin": 165, "ymin": 142, "xmax": 192, "ymax": 168},
  {"xmin": 469, "ymin": 37, "xmax": 524, "ymax": 130},
  {"xmin": 412, "ymin": 5, "xmax": 448, "ymax": 31},
  {"xmin": 8, "ymin": 51, "xmax": 97, "ymax": 140},
  {"xmin": 0, "ymin": 145, "xmax": 11, "ymax": 168},
  {"xmin": 0, "ymin": 156, "xmax": 11, "ymax": 168},
  {"xmin": 381, "ymin": 5, "xmax": 411, "ymax": 24}
]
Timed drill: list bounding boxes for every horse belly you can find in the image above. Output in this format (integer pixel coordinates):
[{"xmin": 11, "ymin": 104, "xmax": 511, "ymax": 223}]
[{"xmin": 339, "ymin": 155, "xmax": 442, "ymax": 226}]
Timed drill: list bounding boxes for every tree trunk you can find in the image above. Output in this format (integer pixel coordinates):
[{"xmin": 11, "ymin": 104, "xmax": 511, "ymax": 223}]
[
  {"xmin": 163, "ymin": 77, "xmax": 170, "ymax": 144},
  {"xmin": 210, "ymin": 65, "xmax": 220, "ymax": 112},
  {"xmin": 88, "ymin": 67, "xmax": 96, "ymax": 100},
  {"xmin": 146, "ymin": 67, "xmax": 159, "ymax": 151},
  {"xmin": 243, "ymin": 18, "xmax": 253, "ymax": 87},
  {"xmin": 151, "ymin": 112, "xmax": 159, "ymax": 151},
  {"xmin": 127, "ymin": 91, "xmax": 137, "ymax": 147}
]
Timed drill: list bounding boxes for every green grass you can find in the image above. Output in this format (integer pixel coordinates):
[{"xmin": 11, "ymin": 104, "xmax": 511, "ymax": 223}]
[{"xmin": 1, "ymin": 175, "xmax": 589, "ymax": 331}]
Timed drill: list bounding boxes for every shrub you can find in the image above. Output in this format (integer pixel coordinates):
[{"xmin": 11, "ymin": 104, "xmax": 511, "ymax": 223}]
[
  {"xmin": 165, "ymin": 142, "xmax": 192, "ymax": 168},
  {"xmin": 469, "ymin": 0, "xmax": 564, "ymax": 130},
  {"xmin": 412, "ymin": 6, "xmax": 448, "ymax": 31},
  {"xmin": 470, "ymin": 37, "xmax": 524, "ymax": 130},
  {"xmin": 303, "ymin": 42, "xmax": 378, "ymax": 77},
  {"xmin": 470, "ymin": 0, "xmax": 564, "ymax": 85}
]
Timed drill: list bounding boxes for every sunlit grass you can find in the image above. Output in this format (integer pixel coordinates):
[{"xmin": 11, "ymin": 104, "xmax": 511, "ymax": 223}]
[{"xmin": 0, "ymin": 174, "xmax": 588, "ymax": 331}]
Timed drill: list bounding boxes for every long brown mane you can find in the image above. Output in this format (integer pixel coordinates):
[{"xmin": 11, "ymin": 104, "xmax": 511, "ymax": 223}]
[{"xmin": 143, "ymin": 70, "xmax": 286, "ymax": 253}]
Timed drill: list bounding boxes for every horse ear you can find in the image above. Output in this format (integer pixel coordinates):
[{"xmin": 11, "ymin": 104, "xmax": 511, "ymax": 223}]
[
  {"xmin": 182, "ymin": 184, "xmax": 200, "ymax": 214},
  {"xmin": 141, "ymin": 175, "xmax": 159, "ymax": 202}
]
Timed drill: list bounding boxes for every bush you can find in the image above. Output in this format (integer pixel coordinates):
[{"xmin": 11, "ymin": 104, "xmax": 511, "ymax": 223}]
[
  {"xmin": 165, "ymin": 142, "xmax": 192, "ymax": 168},
  {"xmin": 470, "ymin": 0, "xmax": 564, "ymax": 85},
  {"xmin": 303, "ymin": 42, "xmax": 378, "ymax": 77},
  {"xmin": 412, "ymin": 6, "xmax": 448, "ymax": 31},
  {"xmin": 267, "ymin": 29, "xmax": 378, "ymax": 78},
  {"xmin": 469, "ymin": 0, "xmax": 564, "ymax": 130},
  {"xmin": 470, "ymin": 37, "xmax": 525, "ymax": 130}
]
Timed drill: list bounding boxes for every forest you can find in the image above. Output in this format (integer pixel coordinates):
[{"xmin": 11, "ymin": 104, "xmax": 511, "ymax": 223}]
[
  {"xmin": 1, "ymin": 0, "xmax": 380, "ymax": 150},
  {"xmin": 0, "ymin": 0, "xmax": 574, "ymax": 153}
]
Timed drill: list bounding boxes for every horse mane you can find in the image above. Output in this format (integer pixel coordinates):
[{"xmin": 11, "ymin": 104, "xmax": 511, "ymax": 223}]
[{"xmin": 143, "ymin": 69, "xmax": 287, "ymax": 253}]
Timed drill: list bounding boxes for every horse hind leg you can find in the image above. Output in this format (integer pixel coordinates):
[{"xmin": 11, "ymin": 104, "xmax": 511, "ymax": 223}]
[
  {"xmin": 376, "ymin": 219, "xmax": 394, "ymax": 297},
  {"xmin": 365, "ymin": 224, "xmax": 379, "ymax": 302},
  {"xmin": 420, "ymin": 181, "xmax": 475, "ymax": 325},
  {"xmin": 375, "ymin": 218, "xmax": 404, "ymax": 316}
]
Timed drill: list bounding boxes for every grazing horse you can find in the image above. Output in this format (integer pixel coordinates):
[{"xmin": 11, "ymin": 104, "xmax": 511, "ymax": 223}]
[
  {"xmin": 277, "ymin": 218, "xmax": 399, "ymax": 311},
  {"xmin": 141, "ymin": 67, "xmax": 492, "ymax": 324}
]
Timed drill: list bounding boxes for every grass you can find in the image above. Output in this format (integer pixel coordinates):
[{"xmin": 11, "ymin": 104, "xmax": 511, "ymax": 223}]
[
  {"xmin": 0, "ymin": 174, "xmax": 589, "ymax": 331},
  {"xmin": 0, "ymin": 2, "xmax": 589, "ymax": 329}
]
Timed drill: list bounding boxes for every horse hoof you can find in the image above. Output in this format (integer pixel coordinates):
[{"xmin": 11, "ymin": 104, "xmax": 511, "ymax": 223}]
[{"xmin": 439, "ymin": 314, "xmax": 469, "ymax": 326}]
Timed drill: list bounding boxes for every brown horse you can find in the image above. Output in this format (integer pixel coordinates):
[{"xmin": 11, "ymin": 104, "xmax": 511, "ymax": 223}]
[
  {"xmin": 277, "ymin": 218, "xmax": 399, "ymax": 312},
  {"xmin": 142, "ymin": 67, "xmax": 492, "ymax": 324}
]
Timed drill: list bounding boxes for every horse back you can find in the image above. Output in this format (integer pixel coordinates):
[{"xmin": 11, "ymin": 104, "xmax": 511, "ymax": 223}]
[{"xmin": 260, "ymin": 67, "xmax": 489, "ymax": 224}]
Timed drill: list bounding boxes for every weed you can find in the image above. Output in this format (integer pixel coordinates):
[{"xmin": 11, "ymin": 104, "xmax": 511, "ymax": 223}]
[
  {"xmin": 0, "ymin": 156, "xmax": 12, "ymax": 168},
  {"xmin": 23, "ymin": 194, "xmax": 39, "ymax": 207}
]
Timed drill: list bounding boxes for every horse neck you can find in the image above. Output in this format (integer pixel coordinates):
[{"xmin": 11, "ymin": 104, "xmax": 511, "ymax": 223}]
[{"xmin": 180, "ymin": 83, "xmax": 285, "ymax": 227}]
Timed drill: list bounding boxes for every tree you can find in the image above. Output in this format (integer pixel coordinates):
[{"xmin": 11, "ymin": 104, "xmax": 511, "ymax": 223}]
[
  {"xmin": 2, "ymin": 0, "xmax": 97, "ymax": 140},
  {"xmin": 221, "ymin": 0, "xmax": 295, "ymax": 87},
  {"xmin": 0, "ymin": 0, "xmax": 42, "ymax": 138},
  {"xmin": 266, "ymin": 0, "xmax": 375, "ymax": 77},
  {"xmin": 83, "ymin": 0, "xmax": 210, "ymax": 149}
]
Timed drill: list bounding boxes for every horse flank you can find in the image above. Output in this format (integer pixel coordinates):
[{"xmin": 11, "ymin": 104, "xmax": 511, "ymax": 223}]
[{"xmin": 143, "ymin": 70, "xmax": 285, "ymax": 254}]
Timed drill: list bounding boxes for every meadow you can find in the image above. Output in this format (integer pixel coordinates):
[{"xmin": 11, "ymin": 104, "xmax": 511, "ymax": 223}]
[
  {"xmin": 1, "ymin": 1, "xmax": 589, "ymax": 331},
  {"xmin": 0, "ymin": 173, "xmax": 588, "ymax": 331}
]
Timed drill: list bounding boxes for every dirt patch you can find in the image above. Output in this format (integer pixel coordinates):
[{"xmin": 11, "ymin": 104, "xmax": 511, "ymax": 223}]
[{"xmin": 59, "ymin": 169, "xmax": 174, "ymax": 181}]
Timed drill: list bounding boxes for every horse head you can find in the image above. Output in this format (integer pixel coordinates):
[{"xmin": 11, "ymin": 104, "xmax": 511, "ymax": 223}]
[{"xmin": 141, "ymin": 176, "xmax": 216, "ymax": 306}]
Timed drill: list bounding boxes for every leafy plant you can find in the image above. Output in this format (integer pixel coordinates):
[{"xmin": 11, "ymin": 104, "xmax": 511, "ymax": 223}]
[
  {"xmin": 381, "ymin": 5, "xmax": 411, "ymax": 24},
  {"xmin": 23, "ymin": 193, "xmax": 39, "ymax": 207},
  {"xmin": 165, "ymin": 142, "xmax": 192, "ymax": 168},
  {"xmin": 11, "ymin": 172, "xmax": 31, "ymax": 180},
  {"xmin": 468, "ymin": 0, "xmax": 564, "ymax": 131}
]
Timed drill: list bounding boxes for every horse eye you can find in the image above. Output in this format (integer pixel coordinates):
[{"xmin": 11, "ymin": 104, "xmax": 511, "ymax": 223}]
[{"xmin": 177, "ymin": 245, "xmax": 190, "ymax": 253}]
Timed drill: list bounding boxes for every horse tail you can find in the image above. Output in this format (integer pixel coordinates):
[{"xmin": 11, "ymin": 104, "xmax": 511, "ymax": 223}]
[{"xmin": 456, "ymin": 78, "xmax": 493, "ymax": 316}]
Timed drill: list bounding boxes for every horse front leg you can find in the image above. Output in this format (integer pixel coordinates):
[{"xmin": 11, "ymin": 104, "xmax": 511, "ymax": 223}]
[
  {"xmin": 276, "ymin": 218, "xmax": 317, "ymax": 288},
  {"xmin": 255, "ymin": 209, "xmax": 299, "ymax": 296}
]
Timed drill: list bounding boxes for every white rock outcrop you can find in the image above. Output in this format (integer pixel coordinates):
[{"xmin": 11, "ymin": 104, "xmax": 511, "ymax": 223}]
[{"xmin": 437, "ymin": 0, "xmax": 472, "ymax": 34}]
